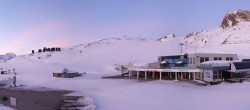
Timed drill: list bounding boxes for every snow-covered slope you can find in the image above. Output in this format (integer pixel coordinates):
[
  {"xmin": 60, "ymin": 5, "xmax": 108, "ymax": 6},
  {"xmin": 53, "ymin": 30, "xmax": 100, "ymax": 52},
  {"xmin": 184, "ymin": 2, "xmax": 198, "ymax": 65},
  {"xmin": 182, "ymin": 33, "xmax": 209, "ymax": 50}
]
[
  {"xmin": 1, "ymin": 38, "xmax": 182, "ymax": 76},
  {"xmin": 185, "ymin": 10, "xmax": 250, "ymax": 57}
]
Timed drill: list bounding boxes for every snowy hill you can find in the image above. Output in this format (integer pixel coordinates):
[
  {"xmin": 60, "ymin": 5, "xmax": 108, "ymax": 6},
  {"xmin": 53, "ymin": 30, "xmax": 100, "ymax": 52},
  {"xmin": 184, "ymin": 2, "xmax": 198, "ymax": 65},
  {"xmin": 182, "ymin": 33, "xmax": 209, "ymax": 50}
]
[
  {"xmin": 185, "ymin": 10, "xmax": 250, "ymax": 57},
  {"xmin": 1, "ymin": 37, "xmax": 182, "ymax": 76},
  {"xmin": 0, "ymin": 53, "xmax": 16, "ymax": 63}
]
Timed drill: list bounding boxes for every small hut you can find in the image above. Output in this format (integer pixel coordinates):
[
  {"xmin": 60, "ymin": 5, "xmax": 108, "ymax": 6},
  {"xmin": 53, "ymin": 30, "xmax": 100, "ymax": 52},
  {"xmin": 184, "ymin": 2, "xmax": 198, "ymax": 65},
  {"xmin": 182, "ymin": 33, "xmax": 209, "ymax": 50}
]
[{"xmin": 53, "ymin": 68, "xmax": 80, "ymax": 78}]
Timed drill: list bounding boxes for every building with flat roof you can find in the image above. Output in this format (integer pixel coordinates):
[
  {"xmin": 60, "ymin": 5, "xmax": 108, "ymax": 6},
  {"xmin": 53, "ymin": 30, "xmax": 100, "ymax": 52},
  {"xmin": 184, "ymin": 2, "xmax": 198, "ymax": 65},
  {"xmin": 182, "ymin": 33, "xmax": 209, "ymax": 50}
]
[
  {"xmin": 127, "ymin": 53, "xmax": 249, "ymax": 84},
  {"xmin": 188, "ymin": 53, "xmax": 237, "ymax": 68},
  {"xmin": 197, "ymin": 61, "xmax": 249, "ymax": 83}
]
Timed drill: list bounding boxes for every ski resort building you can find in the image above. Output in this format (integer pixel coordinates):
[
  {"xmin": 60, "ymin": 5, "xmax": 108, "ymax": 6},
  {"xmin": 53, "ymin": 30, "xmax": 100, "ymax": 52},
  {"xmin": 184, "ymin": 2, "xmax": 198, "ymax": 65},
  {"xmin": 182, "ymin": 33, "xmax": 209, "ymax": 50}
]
[{"xmin": 127, "ymin": 53, "xmax": 249, "ymax": 84}]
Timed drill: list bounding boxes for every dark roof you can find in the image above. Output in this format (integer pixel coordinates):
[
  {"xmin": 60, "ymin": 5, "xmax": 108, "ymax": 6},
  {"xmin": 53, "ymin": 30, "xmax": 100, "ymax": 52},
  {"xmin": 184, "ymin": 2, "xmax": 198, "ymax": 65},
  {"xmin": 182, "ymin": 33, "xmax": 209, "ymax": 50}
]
[
  {"xmin": 232, "ymin": 62, "xmax": 250, "ymax": 70},
  {"xmin": 242, "ymin": 59, "xmax": 250, "ymax": 62}
]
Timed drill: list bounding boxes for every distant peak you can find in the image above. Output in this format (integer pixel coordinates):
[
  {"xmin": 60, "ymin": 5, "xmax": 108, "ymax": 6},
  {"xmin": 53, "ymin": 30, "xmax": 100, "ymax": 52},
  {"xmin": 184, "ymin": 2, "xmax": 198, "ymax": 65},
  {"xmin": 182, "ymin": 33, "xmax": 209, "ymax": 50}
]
[
  {"xmin": 221, "ymin": 9, "xmax": 250, "ymax": 28},
  {"xmin": 0, "ymin": 53, "xmax": 16, "ymax": 61},
  {"xmin": 166, "ymin": 33, "xmax": 175, "ymax": 38},
  {"xmin": 157, "ymin": 33, "xmax": 175, "ymax": 42}
]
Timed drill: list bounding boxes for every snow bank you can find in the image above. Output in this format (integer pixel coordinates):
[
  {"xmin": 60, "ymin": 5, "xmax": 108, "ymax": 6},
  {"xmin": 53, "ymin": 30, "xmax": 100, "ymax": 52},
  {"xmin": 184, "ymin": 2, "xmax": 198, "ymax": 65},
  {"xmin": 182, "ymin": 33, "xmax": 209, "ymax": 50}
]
[
  {"xmin": 77, "ymin": 97, "xmax": 96, "ymax": 110},
  {"xmin": 0, "ymin": 77, "xmax": 14, "ymax": 86}
]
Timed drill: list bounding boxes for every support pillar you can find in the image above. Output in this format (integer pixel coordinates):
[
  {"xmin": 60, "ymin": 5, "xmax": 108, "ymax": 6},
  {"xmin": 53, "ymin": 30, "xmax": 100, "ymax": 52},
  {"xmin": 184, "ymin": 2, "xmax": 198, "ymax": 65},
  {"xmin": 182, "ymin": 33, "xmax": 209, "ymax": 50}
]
[
  {"xmin": 170, "ymin": 72, "xmax": 172, "ymax": 79},
  {"xmin": 153, "ymin": 72, "xmax": 155, "ymax": 79},
  {"xmin": 188, "ymin": 72, "xmax": 191, "ymax": 79},
  {"xmin": 175, "ymin": 72, "xmax": 178, "ymax": 81},
  {"xmin": 193, "ymin": 72, "xmax": 196, "ymax": 81},
  {"xmin": 160, "ymin": 72, "xmax": 162, "ymax": 80},
  {"xmin": 181, "ymin": 72, "xmax": 183, "ymax": 80},
  {"xmin": 137, "ymin": 71, "xmax": 139, "ymax": 79},
  {"xmin": 128, "ymin": 71, "xmax": 130, "ymax": 78},
  {"xmin": 145, "ymin": 71, "xmax": 147, "ymax": 79}
]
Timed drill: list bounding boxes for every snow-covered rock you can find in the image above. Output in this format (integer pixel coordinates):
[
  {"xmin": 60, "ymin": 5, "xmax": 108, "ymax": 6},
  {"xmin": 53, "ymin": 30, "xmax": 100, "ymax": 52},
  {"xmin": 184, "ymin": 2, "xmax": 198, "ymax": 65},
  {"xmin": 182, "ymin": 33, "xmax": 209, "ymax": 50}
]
[
  {"xmin": 221, "ymin": 10, "xmax": 250, "ymax": 28},
  {"xmin": 0, "ymin": 53, "xmax": 16, "ymax": 63},
  {"xmin": 158, "ymin": 33, "xmax": 176, "ymax": 42},
  {"xmin": 185, "ymin": 10, "xmax": 250, "ymax": 56}
]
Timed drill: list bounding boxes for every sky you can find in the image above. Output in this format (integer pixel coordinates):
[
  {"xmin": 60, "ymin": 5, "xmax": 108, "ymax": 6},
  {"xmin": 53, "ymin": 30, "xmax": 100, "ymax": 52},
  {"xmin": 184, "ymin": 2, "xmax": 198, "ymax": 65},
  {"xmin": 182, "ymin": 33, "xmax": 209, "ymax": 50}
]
[{"xmin": 0, "ymin": 0, "xmax": 250, "ymax": 55}]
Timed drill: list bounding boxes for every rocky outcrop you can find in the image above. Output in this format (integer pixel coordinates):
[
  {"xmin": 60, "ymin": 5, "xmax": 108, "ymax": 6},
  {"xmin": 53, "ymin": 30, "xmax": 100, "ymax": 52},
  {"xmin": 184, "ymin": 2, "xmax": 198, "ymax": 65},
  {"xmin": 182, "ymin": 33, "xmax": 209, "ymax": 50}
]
[
  {"xmin": 158, "ymin": 33, "xmax": 175, "ymax": 42},
  {"xmin": 221, "ymin": 10, "xmax": 250, "ymax": 28},
  {"xmin": 186, "ymin": 31, "xmax": 198, "ymax": 38},
  {"xmin": 0, "ymin": 53, "xmax": 16, "ymax": 61}
]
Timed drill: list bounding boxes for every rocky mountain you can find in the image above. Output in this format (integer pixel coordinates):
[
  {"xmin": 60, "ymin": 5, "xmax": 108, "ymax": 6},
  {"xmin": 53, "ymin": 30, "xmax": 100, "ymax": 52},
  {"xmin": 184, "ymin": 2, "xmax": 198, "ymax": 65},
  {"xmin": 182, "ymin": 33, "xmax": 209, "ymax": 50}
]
[
  {"xmin": 221, "ymin": 10, "xmax": 250, "ymax": 28},
  {"xmin": 185, "ymin": 9, "xmax": 250, "ymax": 47}
]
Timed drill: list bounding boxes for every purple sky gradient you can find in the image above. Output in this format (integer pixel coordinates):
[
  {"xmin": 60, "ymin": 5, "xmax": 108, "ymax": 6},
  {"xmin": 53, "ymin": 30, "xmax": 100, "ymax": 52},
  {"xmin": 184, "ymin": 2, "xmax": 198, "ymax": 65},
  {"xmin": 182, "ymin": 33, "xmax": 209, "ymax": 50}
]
[{"xmin": 1, "ymin": 0, "xmax": 250, "ymax": 55}]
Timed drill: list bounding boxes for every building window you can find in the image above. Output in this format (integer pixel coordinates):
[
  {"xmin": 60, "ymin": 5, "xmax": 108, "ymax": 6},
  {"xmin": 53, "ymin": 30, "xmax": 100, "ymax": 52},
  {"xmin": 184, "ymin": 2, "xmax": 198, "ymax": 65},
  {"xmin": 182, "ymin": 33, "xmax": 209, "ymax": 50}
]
[
  {"xmin": 200, "ymin": 57, "xmax": 205, "ymax": 63},
  {"xmin": 226, "ymin": 57, "xmax": 230, "ymax": 61},
  {"xmin": 214, "ymin": 57, "xmax": 218, "ymax": 61},
  {"xmin": 230, "ymin": 57, "xmax": 233, "ymax": 61},
  {"xmin": 205, "ymin": 57, "xmax": 209, "ymax": 62},
  {"xmin": 193, "ymin": 58, "xmax": 195, "ymax": 64}
]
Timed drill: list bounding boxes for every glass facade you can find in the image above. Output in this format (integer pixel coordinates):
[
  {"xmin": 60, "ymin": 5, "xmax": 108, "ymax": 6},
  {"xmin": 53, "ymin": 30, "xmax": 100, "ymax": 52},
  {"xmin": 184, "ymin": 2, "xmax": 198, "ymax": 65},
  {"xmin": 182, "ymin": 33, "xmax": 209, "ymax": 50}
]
[
  {"xmin": 213, "ymin": 70, "xmax": 222, "ymax": 79},
  {"xmin": 160, "ymin": 55, "xmax": 189, "ymax": 68}
]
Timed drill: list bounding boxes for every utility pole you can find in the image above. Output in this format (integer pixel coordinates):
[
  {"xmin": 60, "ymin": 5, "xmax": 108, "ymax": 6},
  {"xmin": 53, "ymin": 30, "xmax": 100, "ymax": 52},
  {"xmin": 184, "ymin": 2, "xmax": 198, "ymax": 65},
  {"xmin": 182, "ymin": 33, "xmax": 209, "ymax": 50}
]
[
  {"xmin": 13, "ymin": 68, "xmax": 16, "ymax": 87},
  {"xmin": 185, "ymin": 41, "xmax": 188, "ymax": 49},
  {"xmin": 179, "ymin": 43, "xmax": 184, "ymax": 53}
]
